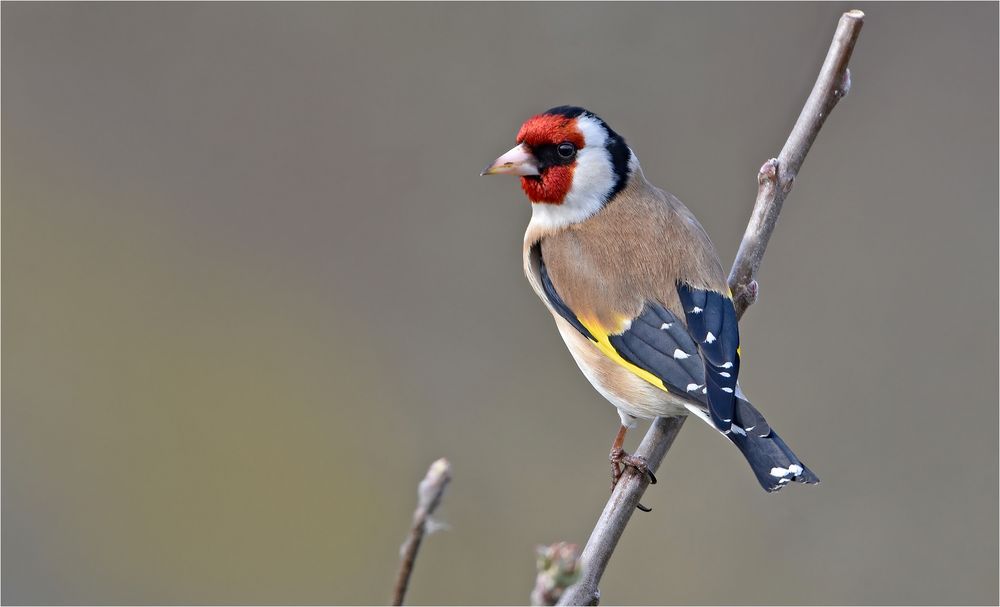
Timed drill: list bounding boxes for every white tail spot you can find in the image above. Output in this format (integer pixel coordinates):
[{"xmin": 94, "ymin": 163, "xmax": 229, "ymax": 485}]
[{"xmin": 705, "ymin": 332, "xmax": 716, "ymax": 343}]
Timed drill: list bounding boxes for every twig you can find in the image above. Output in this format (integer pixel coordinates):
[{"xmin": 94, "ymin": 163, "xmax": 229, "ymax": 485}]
[
  {"xmin": 729, "ymin": 10, "xmax": 865, "ymax": 317},
  {"xmin": 391, "ymin": 458, "xmax": 452, "ymax": 606},
  {"xmin": 557, "ymin": 417, "xmax": 685, "ymax": 606},
  {"xmin": 556, "ymin": 11, "xmax": 864, "ymax": 606}
]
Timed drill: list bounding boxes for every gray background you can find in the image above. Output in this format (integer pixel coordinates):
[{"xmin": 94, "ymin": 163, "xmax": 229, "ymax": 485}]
[{"xmin": 3, "ymin": 2, "xmax": 997, "ymax": 605}]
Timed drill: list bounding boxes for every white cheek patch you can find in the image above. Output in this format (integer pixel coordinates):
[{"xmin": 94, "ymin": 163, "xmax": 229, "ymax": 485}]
[
  {"xmin": 527, "ymin": 114, "xmax": 622, "ymax": 232},
  {"xmin": 568, "ymin": 120, "xmax": 615, "ymax": 203}
]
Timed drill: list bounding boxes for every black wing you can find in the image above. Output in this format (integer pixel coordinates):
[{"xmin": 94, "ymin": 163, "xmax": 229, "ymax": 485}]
[
  {"xmin": 677, "ymin": 283, "xmax": 741, "ymax": 432},
  {"xmin": 606, "ymin": 304, "xmax": 709, "ymax": 403},
  {"xmin": 539, "ymin": 255, "xmax": 597, "ymax": 342},
  {"xmin": 538, "ymin": 251, "xmax": 746, "ymax": 434}
]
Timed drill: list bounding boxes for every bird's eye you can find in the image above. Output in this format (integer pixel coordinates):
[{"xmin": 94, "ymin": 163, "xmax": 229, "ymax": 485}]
[{"xmin": 557, "ymin": 142, "xmax": 577, "ymax": 159}]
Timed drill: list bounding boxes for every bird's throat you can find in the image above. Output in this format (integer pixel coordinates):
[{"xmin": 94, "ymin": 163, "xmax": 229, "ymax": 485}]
[{"xmin": 521, "ymin": 167, "xmax": 573, "ymax": 204}]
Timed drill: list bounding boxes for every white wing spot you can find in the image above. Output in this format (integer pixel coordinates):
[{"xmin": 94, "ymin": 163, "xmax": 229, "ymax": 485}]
[
  {"xmin": 719, "ymin": 372, "xmax": 731, "ymax": 378},
  {"xmin": 719, "ymin": 362, "xmax": 734, "ymax": 369},
  {"xmin": 690, "ymin": 306, "xmax": 703, "ymax": 314},
  {"xmin": 731, "ymin": 425, "xmax": 747, "ymax": 436},
  {"xmin": 660, "ymin": 322, "xmax": 673, "ymax": 330},
  {"xmin": 702, "ymin": 387, "xmax": 707, "ymax": 394},
  {"xmin": 721, "ymin": 387, "xmax": 734, "ymax": 393},
  {"xmin": 686, "ymin": 383, "xmax": 701, "ymax": 392},
  {"xmin": 672, "ymin": 349, "xmax": 690, "ymax": 359},
  {"xmin": 704, "ymin": 332, "xmax": 716, "ymax": 343},
  {"xmin": 788, "ymin": 464, "xmax": 803, "ymax": 476},
  {"xmin": 770, "ymin": 467, "xmax": 791, "ymax": 478}
]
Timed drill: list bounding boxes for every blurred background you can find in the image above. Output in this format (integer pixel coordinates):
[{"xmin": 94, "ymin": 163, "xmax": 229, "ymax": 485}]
[{"xmin": 3, "ymin": 2, "xmax": 997, "ymax": 605}]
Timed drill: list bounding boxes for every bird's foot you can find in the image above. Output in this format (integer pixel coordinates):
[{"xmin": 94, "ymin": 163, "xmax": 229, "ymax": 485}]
[{"xmin": 610, "ymin": 448, "xmax": 657, "ymax": 512}]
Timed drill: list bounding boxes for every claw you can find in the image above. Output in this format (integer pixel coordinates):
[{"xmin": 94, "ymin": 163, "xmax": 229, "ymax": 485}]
[
  {"xmin": 608, "ymin": 425, "xmax": 656, "ymax": 512},
  {"xmin": 616, "ymin": 453, "xmax": 655, "ymax": 484}
]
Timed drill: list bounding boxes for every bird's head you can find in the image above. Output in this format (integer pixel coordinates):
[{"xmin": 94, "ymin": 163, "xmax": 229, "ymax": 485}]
[{"xmin": 482, "ymin": 106, "xmax": 633, "ymax": 227}]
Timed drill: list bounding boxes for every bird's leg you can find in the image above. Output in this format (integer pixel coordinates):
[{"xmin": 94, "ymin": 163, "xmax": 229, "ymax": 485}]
[
  {"xmin": 608, "ymin": 424, "xmax": 657, "ymax": 512},
  {"xmin": 609, "ymin": 425, "xmax": 658, "ymax": 486},
  {"xmin": 609, "ymin": 425, "xmax": 626, "ymax": 489}
]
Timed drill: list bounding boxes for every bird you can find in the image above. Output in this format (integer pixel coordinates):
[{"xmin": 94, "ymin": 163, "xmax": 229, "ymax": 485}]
[{"xmin": 482, "ymin": 105, "xmax": 818, "ymax": 496}]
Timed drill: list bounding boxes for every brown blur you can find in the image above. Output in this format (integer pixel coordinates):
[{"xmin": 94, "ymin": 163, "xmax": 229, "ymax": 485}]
[{"xmin": 3, "ymin": 3, "xmax": 997, "ymax": 605}]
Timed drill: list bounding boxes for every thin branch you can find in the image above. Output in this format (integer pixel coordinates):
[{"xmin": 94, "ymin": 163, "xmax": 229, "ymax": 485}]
[
  {"xmin": 729, "ymin": 10, "xmax": 865, "ymax": 316},
  {"xmin": 392, "ymin": 458, "xmax": 452, "ymax": 606},
  {"xmin": 557, "ymin": 417, "xmax": 685, "ymax": 606},
  {"xmin": 556, "ymin": 11, "xmax": 864, "ymax": 606}
]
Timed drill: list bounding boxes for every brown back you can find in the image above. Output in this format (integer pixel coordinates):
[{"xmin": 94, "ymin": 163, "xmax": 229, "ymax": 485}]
[{"xmin": 526, "ymin": 171, "xmax": 729, "ymax": 332}]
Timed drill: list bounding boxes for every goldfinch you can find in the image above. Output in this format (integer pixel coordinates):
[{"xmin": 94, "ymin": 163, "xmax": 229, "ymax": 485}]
[{"xmin": 483, "ymin": 106, "xmax": 818, "ymax": 493}]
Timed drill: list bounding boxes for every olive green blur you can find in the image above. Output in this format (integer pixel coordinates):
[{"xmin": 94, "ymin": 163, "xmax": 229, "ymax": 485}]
[{"xmin": 3, "ymin": 2, "xmax": 997, "ymax": 605}]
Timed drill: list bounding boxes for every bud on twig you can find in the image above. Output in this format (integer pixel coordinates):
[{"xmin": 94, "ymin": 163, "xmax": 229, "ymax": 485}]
[{"xmin": 531, "ymin": 542, "xmax": 582, "ymax": 606}]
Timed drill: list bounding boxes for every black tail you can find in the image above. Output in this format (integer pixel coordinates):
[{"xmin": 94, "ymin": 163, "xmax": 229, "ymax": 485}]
[{"xmin": 729, "ymin": 398, "xmax": 819, "ymax": 492}]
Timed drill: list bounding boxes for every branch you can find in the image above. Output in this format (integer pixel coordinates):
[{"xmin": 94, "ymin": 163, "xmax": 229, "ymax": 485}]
[
  {"xmin": 728, "ymin": 10, "xmax": 865, "ymax": 317},
  {"xmin": 392, "ymin": 458, "xmax": 451, "ymax": 606},
  {"xmin": 557, "ymin": 11, "xmax": 864, "ymax": 606},
  {"xmin": 557, "ymin": 417, "xmax": 685, "ymax": 606}
]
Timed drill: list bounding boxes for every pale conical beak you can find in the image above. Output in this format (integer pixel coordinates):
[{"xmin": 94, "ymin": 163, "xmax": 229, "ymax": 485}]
[{"xmin": 480, "ymin": 144, "xmax": 540, "ymax": 176}]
